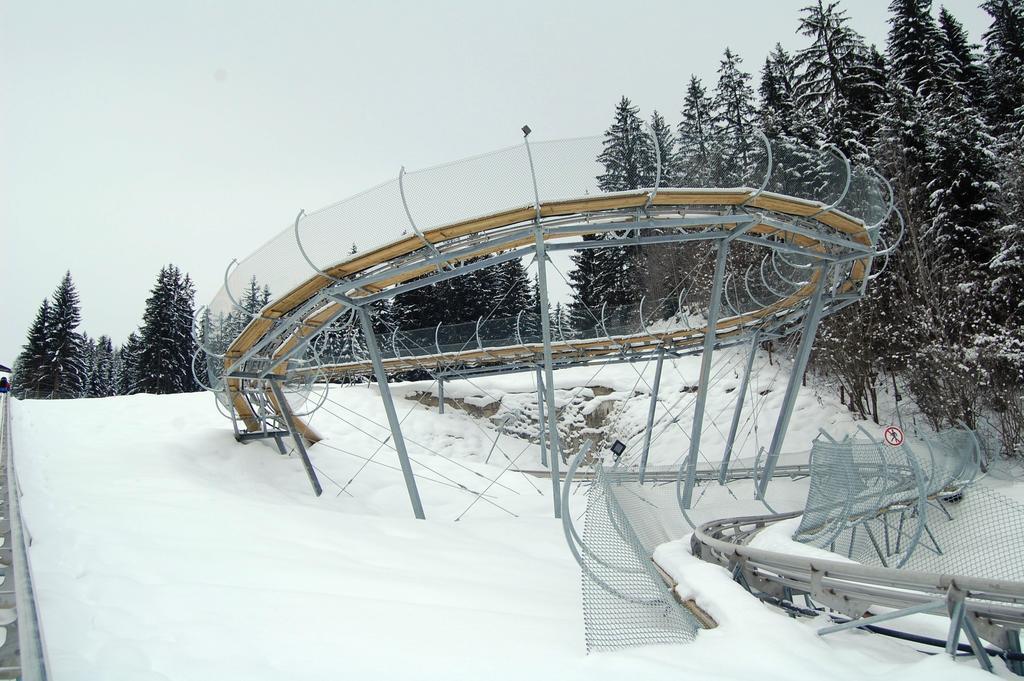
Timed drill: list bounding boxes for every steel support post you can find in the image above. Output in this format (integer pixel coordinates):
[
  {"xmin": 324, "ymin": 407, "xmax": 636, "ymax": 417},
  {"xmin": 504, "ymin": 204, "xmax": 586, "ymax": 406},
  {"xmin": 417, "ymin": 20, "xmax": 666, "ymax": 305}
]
[
  {"xmin": 272, "ymin": 433, "xmax": 288, "ymax": 455},
  {"xmin": 639, "ymin": 346, "xmax": 666, "ymax": 484},
  {"xmin": 681, "ymin": 240, "xmax": 731, "ymax": 508},
  {"xmin": 357, "ymin": 306, "xmax": 426, "ymax": 520},
  {"xmin": 268, "ymin": 381, "xmax": 323, "ymax": 496},
  {"xmin": 756, "ymin": 267, "xmax": 830, "ymax": 500},
  {"xmin": 720, "ymin": 330, "xmax": 760, "ymax": 484},
  {"xmin": 524, "ymin": 125, "xmax": 562, "ymax": 519},
  {"xmin": 535, "ymin": 367, "xmax": 549, "ymax": 468},
  {"xmin": 535, "ymin": 226, "xmax": 562, "ymax": 518},
  {"xmin": 438, "ymin": 377, "xmax": 445, "ymax": 414}
]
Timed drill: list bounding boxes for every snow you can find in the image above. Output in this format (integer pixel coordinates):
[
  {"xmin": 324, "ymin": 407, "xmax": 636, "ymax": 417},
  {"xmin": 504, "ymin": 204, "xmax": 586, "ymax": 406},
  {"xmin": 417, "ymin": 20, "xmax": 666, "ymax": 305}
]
[{"xmin": 5, "ymin": 356, "xmax": 1003, "ymax": 679}]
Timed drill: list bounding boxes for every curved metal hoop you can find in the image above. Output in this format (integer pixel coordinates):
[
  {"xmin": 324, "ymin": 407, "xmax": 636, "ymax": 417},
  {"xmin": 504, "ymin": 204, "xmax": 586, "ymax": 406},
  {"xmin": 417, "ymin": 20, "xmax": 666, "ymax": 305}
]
[
  {"xmin": 759, "ymin": 255, "xmax": 790, "ymax": 299},
  {"xmin": 293, "ymin": 209, "xmax": 342, "ymax": 283},
  {"xmin": 743, "ymin": 266, "xmax": 770, "ymax": 309},
  {"xmin": 192, "ymin": 305, "xmax": 226, "ymax": 360},
  {"xmin": 643, "ymin": 122, "xmax": 662, "ymax": 213},
  {"xmin": 223, "ymin": 259, "xmax": 254, "ymax": 316},
  {"xmin": 866, "ymin": 168, "xmax": 897, "ymax": 232},
  {"xmin": 871, "ymin": 208, "xmax": 906, "ymax": 259},
  {"xmin": 808, "ymin": 144, "xmax": 852, "ymax": 218},
  {"xmin": 773, "ymin": 242, "xmax": 817, "ymax": 270},
  {"xmin": 771, "ymin": 250, "xmax": 808, "ymax": 287},
  {"xmin": 560, "ymin": 445, "xmax": 665, "ymax": 604},
  {"xmin": 399, "ymin": 166, "xmax": 447, "ymax": 268},
  {"xmin": 434, "ymin": 322, "xmax": 444, "ymax": 356},
  {"xmin": 740, "ymin": 128, "xmax": 773, "ymax": 206},
  {"xmin": 722, "ymin": 273, "xmax": 742, "ymax": 317},
  {"xmin": 191, "ymin": 346, "xmax": 222, "ymax": 393},
  {"xmin": 212, "ymin": 388, "xmax": 236, "ymax": 421}
]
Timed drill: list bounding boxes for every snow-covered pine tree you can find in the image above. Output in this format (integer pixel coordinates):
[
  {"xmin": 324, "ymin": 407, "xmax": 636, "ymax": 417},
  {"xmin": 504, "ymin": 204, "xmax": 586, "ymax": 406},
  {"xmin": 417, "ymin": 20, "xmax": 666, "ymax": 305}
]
[
  {"xmin": 981, "ymin": 0, "xmax": 1024, "ymax": 140},
  {"xmin": 760, "ymin": 44, "xmax": 827, "ymax": 197},
  {"xmin": 794, "ymin": 0, "xmax": 883, "ymax": 158},
  {"xmin": 938, "ymin": 7, "xmax": 987, "ymax": 114},
  {"xmin": 597, "ymin": 96, "xmax": 657, "ymax": 192},
  {"xmin": 586, "ymin": 96, "xmax": 652, "ymax": 311},
  {"xmin": 887, "ymin": 0, "xmax": 950, "ymax": 100},
  {"xmin": 81, "ymin": 333, "xmax": 96, "ymax": 397},
  {"xmin": 712, "ymin": 48, "xmax": 757, "ymax": 180},
  {"xmin": 926, "ymin": 33, "xmax": 1002, "ymax": 271},
  {"xmin": 135, "ymin": 265, "xmax": 195, "ymax": 394},
  {"xmin": 390, "ymin": 275, "xmax": 442, "ymax": 331},
  {"xmin": 177, "ymin": 273, "xmax": 200, "ymax": 391},
  {"xmin": 491, "ymin": 257, "xmax": 534, "ymax": 321},
  {"xmin": 46, "ymin": 271, "xmax": 86, "ymax": 399},
  {"xmin": 118, "ymin": 332, "xmax": 141, "ymax": 395},
  {"xmin": 676, "ymin": 76, "xmax": 719, "ymax": 186},
  {"xmin": 13, "ymin": 298, "xmax": 52, "ymax": 397},
  {"xmin": 760, "ymin": 44, "xmax": 800, "ymax": 139},
  {"xmin": 88, "ymin": 335, "xmax": 115, "ymax": 397}
]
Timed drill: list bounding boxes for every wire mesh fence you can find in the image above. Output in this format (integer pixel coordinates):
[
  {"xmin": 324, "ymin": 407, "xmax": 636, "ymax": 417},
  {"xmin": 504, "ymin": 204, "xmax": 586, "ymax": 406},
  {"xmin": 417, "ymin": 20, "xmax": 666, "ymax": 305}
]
[
  {"xmin": 202, "ymin": 130, "xmax": 888, "ymax": 343},
  {"xmin": 579, "ymin": 464, "xmax": 700, "ymax": 652},
  {"xmin": 793, "ymin": 428, "xmax": 991, "ymax": 570}
]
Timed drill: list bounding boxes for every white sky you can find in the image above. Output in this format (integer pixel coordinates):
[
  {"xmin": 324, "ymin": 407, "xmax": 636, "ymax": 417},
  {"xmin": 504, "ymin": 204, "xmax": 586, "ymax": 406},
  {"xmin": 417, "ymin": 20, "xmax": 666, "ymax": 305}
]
[{"xmin": 0, "ymin": 0, "xmax": 990, "ymax": 365}]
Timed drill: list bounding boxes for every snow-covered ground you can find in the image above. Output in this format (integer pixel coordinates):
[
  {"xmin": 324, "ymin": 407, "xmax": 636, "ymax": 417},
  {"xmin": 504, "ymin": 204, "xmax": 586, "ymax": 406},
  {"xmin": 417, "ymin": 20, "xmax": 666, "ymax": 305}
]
[{"xmin": 7, "ymin": 355, "xmax": 999, "ymax": 679}]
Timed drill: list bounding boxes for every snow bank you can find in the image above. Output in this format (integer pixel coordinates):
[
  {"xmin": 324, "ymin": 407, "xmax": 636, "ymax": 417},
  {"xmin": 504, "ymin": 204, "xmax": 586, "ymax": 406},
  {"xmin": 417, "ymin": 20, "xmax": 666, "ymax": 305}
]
[{"xmin": 7, "ymin": 360, "xmax": 995, "ymax": 679}]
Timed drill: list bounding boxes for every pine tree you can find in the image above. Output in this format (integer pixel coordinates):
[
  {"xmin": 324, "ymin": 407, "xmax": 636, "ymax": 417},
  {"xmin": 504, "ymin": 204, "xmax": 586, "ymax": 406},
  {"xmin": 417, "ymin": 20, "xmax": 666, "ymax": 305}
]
[
  {"xmin": 81, "ymin": 333, "xmax": 96, "ymax": 397},
  {"xmin": 46, "ymin": 271, "xmax": 86, "ymax": 399},
  {"xmin": 596, "ymin": 96, "xmax": 657, "ymax": 192},
  {"xmin": 981, "ymin": 0, "xmax": 1024, "ymax": 139},
  {"xmin": 491, "ymin": 257, "xmax": 534, "ymax": 320},
  {"xmin": 761, "ymin": 43, "xmax": 827, "ymax": 197},
  {"xmin": 239, "ymin": 275, "xmax": 265, "ymax": 315},
  {"xmin": 887, "ymin": 0, "xmax": 950, "ymax": 100},
  {"xmin": 991, "ymin": 129, "xmax": 1024, "ymax": 329},
  {"xmin": 118, "ymin": 332, "xmax": 141, "ymax": 395},
  {"xmin": 713, "ymin": 48, "xmax": 758, "ymax": 180},
  {"xmin": 677, "ymin": 76, "xmax": 719, "ymax": 186},
  {"xmin": 177, "ymin": 273, "xmax": 200, "ymax": 391},
  {"xmin": 760, "ymin": 44, "xmax": 800, "ymax": 139},
  {"xmin": 135, "ymin": 265, "xmax": 197, "ymax": 394},
  {"xmin": 794, "ymin": 1, "xmax": 883, "ymax": 157},
  {"xmin": 938, "ymin": 6, "xmax": 987, "ymax": 113},
  {"xmin": 568, "ymin": 242, "xmax": 608, "ymax": 331},
  {"xmin": 574, "ymin": 96, "xmax": 655, "ymax": 318},
  {"xmin": 926, "ymin": 84, "xmax": 1001, "ymax": 269},
  {"xmin": 87, "ymin": 335, "xmax": 115, "ymax": 397},
  {"xmin": 13, "ymin": 298, "xmax": 52, "ymax": 397}
]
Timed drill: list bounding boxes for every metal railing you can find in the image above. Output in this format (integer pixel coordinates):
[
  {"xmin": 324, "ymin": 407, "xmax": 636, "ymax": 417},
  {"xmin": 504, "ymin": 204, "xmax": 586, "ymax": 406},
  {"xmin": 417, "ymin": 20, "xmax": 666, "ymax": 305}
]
[{"xmin": 0, "ymin": 396, "xmax": 50, "ymax": 680}]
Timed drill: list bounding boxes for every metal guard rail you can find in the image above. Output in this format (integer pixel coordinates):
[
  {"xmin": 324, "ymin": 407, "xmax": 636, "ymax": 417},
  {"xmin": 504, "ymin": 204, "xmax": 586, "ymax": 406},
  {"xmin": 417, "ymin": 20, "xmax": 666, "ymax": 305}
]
[
  {"xmin": 0, "ymin": 396, "xmax": 50, "ymax": 680},
  {"xmin": 691, "ymin": 510, "xmax": 1024, "ymax": 671}
]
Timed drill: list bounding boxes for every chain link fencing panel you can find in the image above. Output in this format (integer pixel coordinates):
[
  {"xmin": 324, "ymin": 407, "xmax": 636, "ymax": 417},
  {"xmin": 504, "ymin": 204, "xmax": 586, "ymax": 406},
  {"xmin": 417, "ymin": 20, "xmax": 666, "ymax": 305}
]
[{"xmin": 579, "ymin": 465, "xmax": 699, "ymax": 652}]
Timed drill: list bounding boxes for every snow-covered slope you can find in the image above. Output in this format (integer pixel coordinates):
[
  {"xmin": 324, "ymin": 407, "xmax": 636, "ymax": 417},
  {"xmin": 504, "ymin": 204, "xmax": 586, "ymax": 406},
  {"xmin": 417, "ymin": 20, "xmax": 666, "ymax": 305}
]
[{"xmin": 8, "ymin": 360, "xmax": 991, "ymax": 680}]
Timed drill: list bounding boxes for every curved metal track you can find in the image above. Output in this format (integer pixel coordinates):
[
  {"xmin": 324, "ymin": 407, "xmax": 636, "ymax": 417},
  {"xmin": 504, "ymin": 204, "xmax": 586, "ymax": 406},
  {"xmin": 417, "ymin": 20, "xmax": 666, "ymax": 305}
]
[
  {"xmin": 691, "ymin": 511, "xmax": 1024, "ymax": 672},
  {"xmin": 213, "ymin": 185, "xmax": 880, "ymax": 439}
]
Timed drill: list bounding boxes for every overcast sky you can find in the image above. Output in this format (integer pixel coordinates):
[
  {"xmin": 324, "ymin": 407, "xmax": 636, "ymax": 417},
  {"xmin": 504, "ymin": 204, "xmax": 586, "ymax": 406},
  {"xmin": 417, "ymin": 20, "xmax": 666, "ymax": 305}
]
[{"xmin": 0, "ymin": 0, "xmax": 991, "ymax": 366}]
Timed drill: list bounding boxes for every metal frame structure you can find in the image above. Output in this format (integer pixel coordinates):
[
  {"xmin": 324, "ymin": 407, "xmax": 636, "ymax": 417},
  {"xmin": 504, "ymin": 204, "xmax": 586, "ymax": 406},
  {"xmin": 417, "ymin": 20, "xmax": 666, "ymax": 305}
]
[{"xmin": 199, "ymin": 126, "xmax": 895, "ymax": 524}]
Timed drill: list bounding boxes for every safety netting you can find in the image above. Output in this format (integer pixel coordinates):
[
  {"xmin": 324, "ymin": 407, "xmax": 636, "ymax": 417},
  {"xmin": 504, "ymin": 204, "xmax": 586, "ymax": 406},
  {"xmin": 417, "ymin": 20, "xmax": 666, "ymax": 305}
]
[
  {"xmin": 792, "ymin": 428, "xmax": 1013, "ymax": 574},
  {"xmin": 579, "ymin": 464, "xmax": 700, "ymax": 652}
]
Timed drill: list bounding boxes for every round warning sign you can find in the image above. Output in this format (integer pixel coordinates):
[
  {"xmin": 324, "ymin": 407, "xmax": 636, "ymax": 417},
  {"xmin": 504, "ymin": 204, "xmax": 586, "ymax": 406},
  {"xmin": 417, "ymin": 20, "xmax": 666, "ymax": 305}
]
[{"xmin": 883, "ymin": 425, "xmax": 904, "ymax": 447}]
